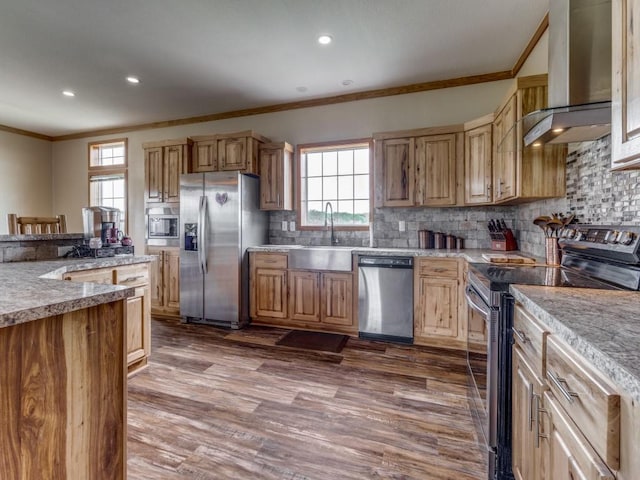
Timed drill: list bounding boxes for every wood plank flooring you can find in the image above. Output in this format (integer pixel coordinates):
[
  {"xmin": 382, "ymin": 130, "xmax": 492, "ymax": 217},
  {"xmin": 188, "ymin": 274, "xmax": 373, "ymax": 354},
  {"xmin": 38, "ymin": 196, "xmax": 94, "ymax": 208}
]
[{"xmin": 127, "ymin": 319, "xmax": 487, "ymax": 479}]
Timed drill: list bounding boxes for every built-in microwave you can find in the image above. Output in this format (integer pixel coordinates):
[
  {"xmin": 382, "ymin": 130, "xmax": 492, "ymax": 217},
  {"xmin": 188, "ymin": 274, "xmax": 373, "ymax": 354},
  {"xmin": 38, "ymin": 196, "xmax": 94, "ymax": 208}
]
[{"xmin": 146, "ymin": 207, "xmax": 179, "ymax": 246}]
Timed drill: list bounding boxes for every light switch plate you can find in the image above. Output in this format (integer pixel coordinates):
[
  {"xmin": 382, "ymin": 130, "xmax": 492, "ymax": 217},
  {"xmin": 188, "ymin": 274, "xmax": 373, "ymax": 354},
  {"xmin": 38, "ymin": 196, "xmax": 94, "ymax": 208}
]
[
  {"xmin": 289, "ymin": 221, "xmax": 296, "ymax": 232},
  {"xmin": 281, "ymin": 221, "xmax": 288, "ymax": 231},
  {"xmin": 399, "ymin": 220, "xmax": 406, "ymax": 232}
]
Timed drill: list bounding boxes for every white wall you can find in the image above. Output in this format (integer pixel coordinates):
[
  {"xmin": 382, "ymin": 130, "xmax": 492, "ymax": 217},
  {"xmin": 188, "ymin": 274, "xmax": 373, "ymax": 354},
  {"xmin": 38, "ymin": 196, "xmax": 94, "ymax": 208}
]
[
  {"xmin": 517, "ymin": 30, "xmax": 548, "ymax": 77},
  {"xmin": 0, "ymin": 131, "xmax": 53, "ymax": 234},
  {"xmin": 52, "ymin": 80, "xmax": 515, "ymax": 247}
]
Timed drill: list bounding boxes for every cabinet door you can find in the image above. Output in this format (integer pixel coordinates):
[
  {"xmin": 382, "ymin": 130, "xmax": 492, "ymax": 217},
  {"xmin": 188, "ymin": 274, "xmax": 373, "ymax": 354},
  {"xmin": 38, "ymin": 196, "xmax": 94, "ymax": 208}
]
[
  {"xmin": 493, "ymin": 96, "xmax": 517, "ymax": 202},
  {"xmin": 465, "ymin": 124, "xmax": 493, "ymax": 204},
  {"xmin": 192, "ymin": 139, "xmax": 218, "ymax": 172},
  {"xmin": 163, "ymin": 145, "xmax": 186, "ymax": 203},
  {"xmin": 163, "ymin": 248, "xmax": 180, "ymax": 314},
  {"xmin": 253, "ymin": 268, "xmax": 288, "ymax": 318},
  {"xmin": 126, "ymin": 286, "xmax": 148, "ymax": 365},
  {"xmin": 415, "ymin": 133, "xmax": 457, "ymax": 206},
  {"xmin": 544, "ymin": 392, "xmax": 615, "ymax": 480},
  {"xmin": 612, "ymin": 0, "xmax": 640, "ymax": 168},
  {"xmin": 145, "ymin": 147, "xmax": 164, "ymax": 204},
  {"xmin": 259, "ymin": 148, "xmax": 284, "ymax": 210},
  {"xmin": 288, "ymin": 271, "xmax": 320, "ymax": 322},
  {"xmin": 147, "ymin": 247, "xmax": 164, "ymax": 309},
  {"xmin": 218, "ymin": 136, "xmax": 248, "ymax": 171},
  {"xmin": 377, "ymin": 138, "xmax": 415, "ymax": 207},
  {"xmin": 321, "ymin": 273, "xmax": 353, "ymax": 326},
  {"xmin": 414, "ymin": 277, "xmax": 458, "ymax": 338},
  {"xmin": 513, "ymin": 347, "xmax": 544, "ymax": 480}
]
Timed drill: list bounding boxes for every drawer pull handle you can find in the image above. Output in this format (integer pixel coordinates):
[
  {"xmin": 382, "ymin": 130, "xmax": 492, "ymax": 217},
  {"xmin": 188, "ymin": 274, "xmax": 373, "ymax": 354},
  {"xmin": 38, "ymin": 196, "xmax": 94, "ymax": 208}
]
[
  {"xmin": 122, "ymin": 275, "xmax": 145, "ymax": 283},
  {"xmin": 528, "ymin": 382, "xmax": 535, "ymax": 431},
  {"xmin": 513, "ymin": 327, "xmax": 528, "ymax": 344},
  {"xmin": 548, "ymin": 371, "xmax": 579, "ymax": 403}
]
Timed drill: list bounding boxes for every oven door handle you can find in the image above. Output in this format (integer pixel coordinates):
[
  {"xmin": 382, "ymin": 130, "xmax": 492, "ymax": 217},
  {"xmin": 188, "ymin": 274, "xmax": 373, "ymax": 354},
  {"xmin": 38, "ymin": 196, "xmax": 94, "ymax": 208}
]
[{"xmin": 465, "ymin": 286, "xmax": 490, "ymax": 318}]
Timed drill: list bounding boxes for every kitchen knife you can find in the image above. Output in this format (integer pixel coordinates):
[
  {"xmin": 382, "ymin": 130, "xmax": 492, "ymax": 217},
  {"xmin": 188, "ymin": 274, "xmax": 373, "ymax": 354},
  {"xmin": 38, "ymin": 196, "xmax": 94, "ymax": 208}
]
[{"xmin": 500, "ymin": 219, "xmax": 508, "ymax": 231}]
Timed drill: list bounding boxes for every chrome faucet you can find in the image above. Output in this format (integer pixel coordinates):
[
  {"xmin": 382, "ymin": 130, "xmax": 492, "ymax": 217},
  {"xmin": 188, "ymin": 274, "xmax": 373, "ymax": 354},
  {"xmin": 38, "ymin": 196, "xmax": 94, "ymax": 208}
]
[{"xmin": 324, "ymin": 202, "xmax": 339, "ymax": 245}]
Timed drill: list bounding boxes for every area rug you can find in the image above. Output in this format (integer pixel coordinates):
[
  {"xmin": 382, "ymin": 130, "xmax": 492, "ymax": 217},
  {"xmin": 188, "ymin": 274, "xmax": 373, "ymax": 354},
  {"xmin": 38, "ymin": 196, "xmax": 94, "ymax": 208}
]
[{"xmin": 275, "ymin": 330, "xmax": 349, "ymax": 353}]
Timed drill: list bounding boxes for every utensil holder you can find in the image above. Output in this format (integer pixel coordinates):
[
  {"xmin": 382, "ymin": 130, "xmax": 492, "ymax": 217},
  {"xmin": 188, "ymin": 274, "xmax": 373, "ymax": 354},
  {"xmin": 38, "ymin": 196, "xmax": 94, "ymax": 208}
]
[{"xmin": 545, "ymin": 237, "xmax": 561, "ymax": 265}]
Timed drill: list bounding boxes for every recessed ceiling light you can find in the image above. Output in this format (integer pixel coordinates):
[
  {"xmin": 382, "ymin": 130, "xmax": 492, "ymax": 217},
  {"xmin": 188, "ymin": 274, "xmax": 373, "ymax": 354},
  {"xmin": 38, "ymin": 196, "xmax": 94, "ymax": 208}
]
[
  {"xmin": 62, "ymin": 90, "xmax": 75, "ymax": 97},
  {"xmin": 126, "ymin": 76, "xmax": 140, "ymax": 84},
  {"xmin": 317, "ymin": 35, "xmax": 332, "ymax": 45},
  {"xmin": 532, "ymin": 142, "xmax": 542, "ymax": 147},
  {"xmin": 296, "ymin": 86, "xmax": 308, "ymax": 93},
  {"xmin": 552, "ymin": 128, "xmax": 564, "ymax": 133},
  {"xmin": 342, "ymin": 79, "xmax": 354, "ymax": 86}
]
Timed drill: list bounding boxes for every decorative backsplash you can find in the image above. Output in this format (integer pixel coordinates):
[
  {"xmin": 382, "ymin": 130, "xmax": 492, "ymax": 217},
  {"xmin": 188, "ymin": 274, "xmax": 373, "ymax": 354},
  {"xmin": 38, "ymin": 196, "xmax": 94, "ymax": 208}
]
[{"xmin": 269, "ymin": 135, "xmax": 639, "ymax": 256}]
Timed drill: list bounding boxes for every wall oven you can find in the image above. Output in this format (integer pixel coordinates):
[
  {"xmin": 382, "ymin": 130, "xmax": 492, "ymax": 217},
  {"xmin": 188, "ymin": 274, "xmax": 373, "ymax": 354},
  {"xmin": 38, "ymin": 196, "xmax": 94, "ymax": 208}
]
[{"xmin": 145, "ymin": 207, "xmax": 179, "ymax": 246}]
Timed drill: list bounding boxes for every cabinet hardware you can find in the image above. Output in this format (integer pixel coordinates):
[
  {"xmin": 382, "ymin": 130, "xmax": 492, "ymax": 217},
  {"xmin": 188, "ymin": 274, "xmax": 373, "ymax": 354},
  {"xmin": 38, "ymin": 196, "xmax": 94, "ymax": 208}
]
[
  {"xmin": 122, "ymin": 275, "xmax": 145, "ymax": 283},
  {"xmin": 513, "ymin": 327, "xmax": 529, "ymax": 344},
  {"xmin": 534, "ymin": 394, "xmax": 548, "ymax": 448},
  {"xmin": 547, "ymin": 370, "xmax": 579, "ymax": 403},
  {"xmin": 528, "ymin": 382, "xmax": 535, "ymax": 431}
]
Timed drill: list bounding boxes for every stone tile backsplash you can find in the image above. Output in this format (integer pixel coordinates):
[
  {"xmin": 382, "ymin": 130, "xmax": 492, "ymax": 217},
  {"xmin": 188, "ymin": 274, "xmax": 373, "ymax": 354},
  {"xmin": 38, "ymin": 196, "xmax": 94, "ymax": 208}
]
[{"xmin": 269, "ymin": 135, "xmax": 640, "ymax": 257}]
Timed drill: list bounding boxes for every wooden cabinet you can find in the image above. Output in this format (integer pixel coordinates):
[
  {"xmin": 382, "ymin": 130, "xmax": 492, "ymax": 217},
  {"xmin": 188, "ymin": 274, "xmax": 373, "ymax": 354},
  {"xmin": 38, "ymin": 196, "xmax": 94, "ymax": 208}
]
[
  {"xmin": 191, "ymin": 131, "xmax": 269, "ymax": 174},
  {"xmin": 147, "ymin": 246, "xmax": 181, "ymax": 318},
  {"xmin": 413, "ymin": 258, "xmax": 466, "ymax": 350},
  {"xmin": 63, "ymin": 262, "xmax": 151, "ymax": 375},
  {"xmin": 374, "ymin": 127, "xmax": 463, "ymax": 207},
  {"xmin": 143, "ymin": 138, "xmax": 191, "ymax": 204},
  {"xmin": 611, "ymin": 0, "xmax": 640, "ymax": 169},
  {"xmin": 492, "ymin": 75, "xmax": 567, "ymax": 204},
  {"xmin": 259, "ymin": 142, "xmax": 294, "ymax": 210},
  {"xmin": 464, "ymin": 114, "xmax": 494, "ymax": 205},
  {"xmin": 250, "ymin": 253, "xmax": 288, "ymax": 319},
  {"xmin": 249, "ymin": 252, "xmax": 356, "ymax": 335}
]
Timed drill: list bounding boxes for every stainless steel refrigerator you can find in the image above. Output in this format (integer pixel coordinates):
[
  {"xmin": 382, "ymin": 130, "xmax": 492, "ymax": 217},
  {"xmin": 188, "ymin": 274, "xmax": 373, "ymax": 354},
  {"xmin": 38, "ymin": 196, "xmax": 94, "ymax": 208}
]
[{"xmin": 179, "ymin": 172, "xmax": 268, "ymax": 328}]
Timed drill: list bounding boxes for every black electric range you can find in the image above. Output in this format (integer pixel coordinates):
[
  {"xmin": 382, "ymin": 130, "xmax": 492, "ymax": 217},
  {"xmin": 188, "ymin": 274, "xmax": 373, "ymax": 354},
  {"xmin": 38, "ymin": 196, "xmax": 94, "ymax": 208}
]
[{"xmin": 466, "ymin": 225, "xmax": 640, "ymax": 480}]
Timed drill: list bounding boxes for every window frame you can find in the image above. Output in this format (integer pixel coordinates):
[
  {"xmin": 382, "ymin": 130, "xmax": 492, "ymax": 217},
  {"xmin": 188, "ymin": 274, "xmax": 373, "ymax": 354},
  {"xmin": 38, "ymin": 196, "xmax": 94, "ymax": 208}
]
[
  {"xmin": 87, "ymin": 138, "xmax": 128, "ymax": 233},
  {"xmin": 296, "ymin": 138, "xmax": 373, "ymax": 232}
]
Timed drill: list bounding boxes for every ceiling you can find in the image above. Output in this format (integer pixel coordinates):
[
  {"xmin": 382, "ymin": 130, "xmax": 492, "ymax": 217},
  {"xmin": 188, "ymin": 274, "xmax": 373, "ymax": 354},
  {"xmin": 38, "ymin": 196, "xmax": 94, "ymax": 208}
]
[{"xmin": 0, "ymin": 0, "xmax": 549, "ymax": 138}]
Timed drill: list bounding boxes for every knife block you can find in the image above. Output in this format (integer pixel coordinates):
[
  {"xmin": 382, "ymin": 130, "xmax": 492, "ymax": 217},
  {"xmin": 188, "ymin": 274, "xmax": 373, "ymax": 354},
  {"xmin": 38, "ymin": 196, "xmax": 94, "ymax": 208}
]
[{"xmin": 490, "ymin": 230, "xmax": 518, "ymax": 251}]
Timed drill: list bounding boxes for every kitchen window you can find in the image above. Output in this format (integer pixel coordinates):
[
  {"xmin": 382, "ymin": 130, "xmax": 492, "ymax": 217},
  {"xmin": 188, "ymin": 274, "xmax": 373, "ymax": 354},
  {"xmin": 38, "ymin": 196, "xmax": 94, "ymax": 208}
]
[
  {"xmin": 88, "ymin": 139, "xmax": 128, "ymax": 232},
  {"xmin": 297, "ymin": 139, "xmax": 372, "ymax": 229}
]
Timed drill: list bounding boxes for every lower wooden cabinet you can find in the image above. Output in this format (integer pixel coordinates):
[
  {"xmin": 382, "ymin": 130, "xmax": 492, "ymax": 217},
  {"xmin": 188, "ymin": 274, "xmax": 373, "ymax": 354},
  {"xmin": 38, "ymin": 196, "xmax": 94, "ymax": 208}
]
[
  {"xmin": 414, "ymin": 258, "xmax": 466, "ymax": 350},
  {"xmin": 249, "ymin": 252, "xmax": 356, "ymax": 334},
  {"xmin": 63, "ymin": 262, "xmax": 151, "ymax": 375},
  {"xmin": 147, "ymin": 246, "xmax": 180, "ymax": 318}
]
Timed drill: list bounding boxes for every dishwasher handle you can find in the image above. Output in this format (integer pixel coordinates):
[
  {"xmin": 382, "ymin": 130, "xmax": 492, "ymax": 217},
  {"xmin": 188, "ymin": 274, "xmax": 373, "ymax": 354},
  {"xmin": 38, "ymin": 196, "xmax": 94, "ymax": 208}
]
[{"xmin": 358, "ymin": 256, "xmax": 413, "ymax": 268}]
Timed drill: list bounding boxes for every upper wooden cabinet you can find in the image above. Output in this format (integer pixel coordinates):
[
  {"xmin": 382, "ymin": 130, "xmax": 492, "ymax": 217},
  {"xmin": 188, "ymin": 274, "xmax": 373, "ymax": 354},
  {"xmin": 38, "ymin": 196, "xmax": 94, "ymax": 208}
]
[
  {"xmin": 143, "ymin": 138, "xmax": 192, "ymax": 204},
  {"xmin": 492, "ymin": 75, "xmax": 567, "ymax": 204},
  {"xmin": 259, "ymin": 142, "xmax": 294, "ymax": 211},
  {"xmin": 191, "ymin": 131, "xmax": 270, "ymax": 175},
  {"xmin": 374, "ymin": 126, "xmax": 463, "ymax": 207},
  {"xmin": 611, "ymin": 0, "xmax": 640, "ymax": 169},
  {"xmin": 464, "ymin": 114, "xmax": 494, "ymax": 205}
]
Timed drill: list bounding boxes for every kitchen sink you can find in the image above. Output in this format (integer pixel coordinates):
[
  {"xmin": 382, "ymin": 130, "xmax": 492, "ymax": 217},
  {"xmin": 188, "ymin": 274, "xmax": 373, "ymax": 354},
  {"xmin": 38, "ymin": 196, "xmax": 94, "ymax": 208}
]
[{"xmin": 288, "ymin": 246, "xmax": 355, "ymax": 271}]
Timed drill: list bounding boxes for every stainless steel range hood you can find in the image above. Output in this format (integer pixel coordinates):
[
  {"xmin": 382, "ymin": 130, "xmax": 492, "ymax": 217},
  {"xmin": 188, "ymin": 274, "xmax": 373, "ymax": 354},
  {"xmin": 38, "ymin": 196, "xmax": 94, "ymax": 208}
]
[{"xmin": 523, "ymin": 0, "xmax": 611, "ymax": 146}]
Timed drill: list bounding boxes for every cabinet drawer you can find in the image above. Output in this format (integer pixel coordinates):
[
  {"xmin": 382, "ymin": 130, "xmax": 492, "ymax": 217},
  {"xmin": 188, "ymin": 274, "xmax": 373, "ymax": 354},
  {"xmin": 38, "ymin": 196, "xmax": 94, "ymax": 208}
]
[
  {"xmin": 416, "ymin": 258, "xmax": 458, "ymax": 278},
  {"xmin": 115, "ymin": 264, "xmax": 150, "ymax": 287},
  {"xmin": 253, "ymin": 253, "xmax": 288, "ymax": 269},
  {"xmin": 513, "ymin": 304, "xmax": 549, "ymax": 378},
  {"xmin": 546, "ymin": 335, "xmax": 620, "ymax": 469},
  {"xmin": 63, "ymin": 268, "xmax": 113, "ymax": 284}
]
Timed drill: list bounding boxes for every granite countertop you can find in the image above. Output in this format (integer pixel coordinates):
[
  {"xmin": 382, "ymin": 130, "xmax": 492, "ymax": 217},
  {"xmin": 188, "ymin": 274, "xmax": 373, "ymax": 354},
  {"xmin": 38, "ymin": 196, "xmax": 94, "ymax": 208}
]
[
  {"xmin": 247, "ymin": 245, "xmax": 510, "ymax": 263},
  {"xmin": 511, "ymin": 285, "xmax": 640, "ymax": 402},
  {"xmin": 0, "ymin": 233, "xmax": 85, "ymax": 242},
  {"xmin": 0, "ymin": 255, "xmax": 154, "ymax": 328}
]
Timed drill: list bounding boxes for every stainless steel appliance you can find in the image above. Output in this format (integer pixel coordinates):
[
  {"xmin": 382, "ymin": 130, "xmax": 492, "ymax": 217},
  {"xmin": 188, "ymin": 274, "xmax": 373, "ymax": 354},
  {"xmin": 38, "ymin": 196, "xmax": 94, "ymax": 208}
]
[
  {"xmin": 146, "ymin": 207, "xmax": 179, "ymax": 246},
  {"xmin": 358, "ymin": 256, "xmax": 413, "ymax": 343},
  {"xmin": 466, "ymin": 224, "xmax": 640, "ymax": 480},
  {"xmin": 179, "ymin": 172, "xmax": 268, "ymax": 328},
  {"xmin": 82, "ymin": 206, "xmax": 122, "ymax": 244}
]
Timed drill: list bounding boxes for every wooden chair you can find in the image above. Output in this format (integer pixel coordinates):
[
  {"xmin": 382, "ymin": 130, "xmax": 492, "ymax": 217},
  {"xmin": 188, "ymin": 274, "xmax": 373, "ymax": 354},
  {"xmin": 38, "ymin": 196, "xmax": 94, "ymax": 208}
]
[{"xmin": 7, "ymin": 214, "xmax": 67, "ymax": 234}]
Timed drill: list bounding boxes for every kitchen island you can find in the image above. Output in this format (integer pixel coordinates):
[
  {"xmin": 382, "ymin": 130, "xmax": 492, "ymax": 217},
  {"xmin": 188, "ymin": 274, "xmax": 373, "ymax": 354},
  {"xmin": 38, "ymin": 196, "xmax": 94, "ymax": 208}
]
[{"xmin": 0, "ymin": 256, "xmax": 151, "ymax": 480}]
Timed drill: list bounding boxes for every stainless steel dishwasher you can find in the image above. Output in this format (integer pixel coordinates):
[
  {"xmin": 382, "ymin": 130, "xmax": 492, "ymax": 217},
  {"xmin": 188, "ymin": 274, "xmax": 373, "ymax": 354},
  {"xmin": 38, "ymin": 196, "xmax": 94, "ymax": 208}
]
[{"xmin": 358, "ymin": 256, "xmax": 413, "ymax": 343}]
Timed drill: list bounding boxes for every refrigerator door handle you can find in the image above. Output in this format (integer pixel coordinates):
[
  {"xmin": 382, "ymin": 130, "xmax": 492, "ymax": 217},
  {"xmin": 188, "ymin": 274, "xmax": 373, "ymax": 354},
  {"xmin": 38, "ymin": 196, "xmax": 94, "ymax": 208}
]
[{"xmin": 198, "ymin": 195, "xmax": 208, "ymax": 274}]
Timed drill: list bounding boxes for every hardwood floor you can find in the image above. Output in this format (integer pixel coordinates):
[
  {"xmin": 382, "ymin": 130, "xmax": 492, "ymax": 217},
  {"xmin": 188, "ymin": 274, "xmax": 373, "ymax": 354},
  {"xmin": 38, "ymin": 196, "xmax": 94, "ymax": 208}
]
[{"xmin": 127, "ymin": 319, "xmax": 487, "ymax": 479}]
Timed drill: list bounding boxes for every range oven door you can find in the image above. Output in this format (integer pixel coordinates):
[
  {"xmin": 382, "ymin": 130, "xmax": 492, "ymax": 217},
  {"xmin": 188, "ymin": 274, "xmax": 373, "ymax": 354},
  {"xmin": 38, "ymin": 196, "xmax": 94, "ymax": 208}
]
[{"xmin": 465, "ymin": 284, "xmax": 499, "ymax": 477}]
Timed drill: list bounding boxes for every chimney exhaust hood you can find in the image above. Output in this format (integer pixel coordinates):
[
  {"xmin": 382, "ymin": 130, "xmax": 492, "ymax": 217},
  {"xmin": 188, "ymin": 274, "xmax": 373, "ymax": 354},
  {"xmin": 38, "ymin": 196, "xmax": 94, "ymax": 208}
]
[{"xmin": 523, "ymin": 0, "xmax": 612, "ymax": 146}]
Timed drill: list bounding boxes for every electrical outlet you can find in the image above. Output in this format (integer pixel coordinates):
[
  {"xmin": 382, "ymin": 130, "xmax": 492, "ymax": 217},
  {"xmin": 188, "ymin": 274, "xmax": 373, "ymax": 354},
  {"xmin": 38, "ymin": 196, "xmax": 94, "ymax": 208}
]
[
  {"xmin": 281, "ymin": 221, "xmax": 288, "ymax": 231},
  {"xmin": 399, "ymin": 220, "xmax": 406, "ymax": 232},
  {"xmin": 289, "ymin": 221, "xmax": 296, "ymax": 232}
]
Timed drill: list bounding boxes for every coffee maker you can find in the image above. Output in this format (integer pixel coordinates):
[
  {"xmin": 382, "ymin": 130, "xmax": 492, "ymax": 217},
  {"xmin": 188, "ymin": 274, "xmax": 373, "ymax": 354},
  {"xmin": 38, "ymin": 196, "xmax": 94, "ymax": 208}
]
[{"xmin": 82, "ymin": 207, "xmax": 122, "ymax": 245}]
